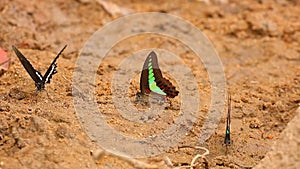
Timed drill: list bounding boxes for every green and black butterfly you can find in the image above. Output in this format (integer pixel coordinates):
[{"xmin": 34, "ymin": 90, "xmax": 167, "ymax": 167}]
[
  {"xmin": 224, "ymin": 94, "xmax": 231, "ymax": 145},
  {"xmin": 140, "ymin": 51, "xmax": 179, "ymax": 98}
]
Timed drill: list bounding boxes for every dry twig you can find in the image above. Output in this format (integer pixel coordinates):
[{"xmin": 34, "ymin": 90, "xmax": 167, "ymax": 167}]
[{"xmin": 91, "ymin": 146, "xmax": 210, "ymax": 169}]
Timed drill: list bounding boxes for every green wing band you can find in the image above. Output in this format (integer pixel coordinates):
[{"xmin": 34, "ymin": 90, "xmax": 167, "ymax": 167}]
[{"xmin": 148, "ymin": 57, "xmax": 166, "ymax": 95}]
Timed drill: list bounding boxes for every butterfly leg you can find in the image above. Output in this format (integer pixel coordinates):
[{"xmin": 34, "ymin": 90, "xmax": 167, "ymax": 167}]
[
  {"xmin": 134, "ymin": 92, "xmax": 150, "ymax": 106},
  {"xmin": 45, "ymin": 90, "xmax": 54, "ymax": 102},
  {"xmin": 33, "ymin": 89, "xmax": 39, "ymax": 96}
]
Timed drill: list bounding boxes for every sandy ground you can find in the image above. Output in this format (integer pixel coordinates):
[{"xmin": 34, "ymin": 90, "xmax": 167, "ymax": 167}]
[{"xmin": 0, "ymin": 0, "xmax": 299, "ymax": 168}]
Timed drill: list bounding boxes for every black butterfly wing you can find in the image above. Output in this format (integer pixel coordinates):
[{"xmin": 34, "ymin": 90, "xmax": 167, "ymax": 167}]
[
  {"xmin": 224, "ymin": 94, "xmax": 231, "ymax": 145},
  {"xmin": 42, "ymin": 45, "xmax": 67, "ymax": 84},
  {"xmin": 12, "ymin": 45, "xmax": 43, "ymax": 84},
  {"xmin": 140, "ymin": 52, "xmax": 152, "ymax": 95},
  {"xmin": 140, "ymin": 51, "xmax": 164, "ymax": 95},
  {"xmin": 152, "ymin": 55, "xmax": 179, "ymax": 98},
  {"xmin": 140, "ymin": 51, "xmax": 179, "ymax": 98}
]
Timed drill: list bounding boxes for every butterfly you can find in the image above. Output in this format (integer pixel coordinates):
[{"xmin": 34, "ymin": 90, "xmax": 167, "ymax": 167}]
[
  {"xmin": 12, "ymin": 45, "xmax": 67, "ymax": 90},
  {"xmin": 224, "ymin": 94, "xmax": 231, "ymax": 145},
  {"xmin": 140, "ymin": 51, "xmax": 179, "ymax": 98}
]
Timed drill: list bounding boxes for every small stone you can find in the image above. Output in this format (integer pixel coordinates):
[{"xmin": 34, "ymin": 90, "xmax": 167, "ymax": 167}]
[
  {"xmin": 283, "ymin": 48, "xmax": 300, "ymax": 60},
  {"xmin": 249, "ymin": 118, "xmax": 261, "ymax": 129},
  {"xmin": 266, "ymin": 134, "xmax": 273, "ymax": 139},
  {"xmin": 8, "ymin": 88, "xmax": 26, "ymax": 100},
  {"xmin": 31, "ymin": 116, "xmax": 48, "ymax": 132},
  {"xmin": 241, "ymin": 97, "xmax": 249, "ymax": 103},
  {"xmin": 0, "ymin": 103, "xmax": 9, "ymax": 112},
  {"xmin": 56, "ymin": 124, "xmax": 73, "ymax": 139}
]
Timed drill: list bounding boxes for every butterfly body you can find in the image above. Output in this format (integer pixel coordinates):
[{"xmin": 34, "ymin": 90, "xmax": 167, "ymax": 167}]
[
  {"xmin": 12, "ymin": 45, "xmax": 67, "ymax": 90},
  {"xmin": 140, "ymin": 51, "xmax": 179, "ymax": 98}
]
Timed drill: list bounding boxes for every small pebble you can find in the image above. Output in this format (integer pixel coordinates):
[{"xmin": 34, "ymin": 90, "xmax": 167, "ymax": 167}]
[
  {"xmin": 249, "ymin": 118, "xmax": 261, "ymax": 129},
  {"xmin": 266, "ymin": 134, "xmax": 273, "ymax": 139},
  {"xmin": 8, "ymin": 88, "xmax": 26, "ymax": 100}
]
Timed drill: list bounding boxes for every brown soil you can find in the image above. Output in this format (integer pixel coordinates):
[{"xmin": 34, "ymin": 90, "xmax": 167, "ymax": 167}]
[{"xmin": 0, "ymin": 0, "xmax": 299, "ymax": 169}]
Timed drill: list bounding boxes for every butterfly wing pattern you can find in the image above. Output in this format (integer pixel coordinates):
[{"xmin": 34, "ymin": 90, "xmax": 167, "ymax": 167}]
[
  {"xmin": 42, "ymin": 45, "xmax": 67, "ymax": 84},
  {"xmin": 12, "ymin": 46, "xmax": 43, "ymax": 82},
  {"xmin": 224, "ymin": 94, "xmax": 231, "ymax": 145},
  {"xmin": 12, "ymin": 45, "xmax": 67, "ymax": 90},
  {"xmin": 140, "ymin": 51, "xmax": 179, "ymax": 98}
]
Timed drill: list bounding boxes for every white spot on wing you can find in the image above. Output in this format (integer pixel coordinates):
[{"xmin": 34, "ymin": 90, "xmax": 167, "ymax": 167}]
[
  {"xmin": 35, "ymin": 72, "xmax": 43, "ymax": 81},
  {"xmin": 45, "ymin": 64, "xmax": 56, "ymax": 83}
]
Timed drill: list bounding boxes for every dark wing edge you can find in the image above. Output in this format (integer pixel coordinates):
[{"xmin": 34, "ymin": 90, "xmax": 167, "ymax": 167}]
[
  {"xmin": 12, "ymin": 45, "xmax": 42, "ymax": 83},
  {"xmin": 154, "ymin": 70, "xmax": 179, "ymax": 98},
  {"xmin": 150, "ymin": 51, "xmax": 179, "ymax": 98},
  {"xmin": 224, "ymin": 93, "xmax": 231, "ymax": 145},
  {"xmin": 140, "ymin": 51, "xmax": 179, "ymax": 98},
  {"xmin": 140, "ymin": 52, "xmax": 152, "ymax": 94},
  {"xmin": 140, "ymin": 69, "xmax": 149, "ymax": 94},
  {"xmin": 43, "ymin": 45, "xmax": 67, "ymax": 84}
]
